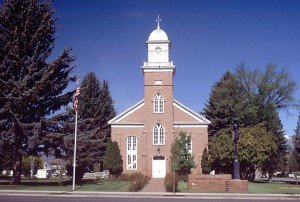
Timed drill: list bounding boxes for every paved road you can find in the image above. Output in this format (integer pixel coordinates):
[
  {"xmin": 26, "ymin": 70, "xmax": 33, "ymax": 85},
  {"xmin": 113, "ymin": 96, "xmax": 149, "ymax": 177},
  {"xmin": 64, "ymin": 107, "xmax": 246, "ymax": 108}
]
[{"xmin": 0, "ymin": 195, "xmax": 299, "ymax": 202}]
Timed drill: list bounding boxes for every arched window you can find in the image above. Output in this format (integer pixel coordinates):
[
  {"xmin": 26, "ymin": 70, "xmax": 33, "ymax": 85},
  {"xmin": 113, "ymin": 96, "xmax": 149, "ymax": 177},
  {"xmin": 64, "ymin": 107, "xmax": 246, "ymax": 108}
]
[
  {"xmin": 153, "ymin": 123, "xmax": 165, "ymax": 145},
  {"xmin": 153, "ymin": 94, "xmax": 164, "ymax": 113}
]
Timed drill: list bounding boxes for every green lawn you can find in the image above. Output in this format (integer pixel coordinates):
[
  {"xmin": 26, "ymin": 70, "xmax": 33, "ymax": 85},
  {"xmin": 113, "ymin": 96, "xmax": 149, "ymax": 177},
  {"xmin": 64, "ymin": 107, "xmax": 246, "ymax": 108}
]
[
  {"xmin": 1, "ymin": 178, "xmax": 300, "ymax": 194},
  {"xmin": 178, "ymin": 181, "xmax": 300, "ymax": 194},
  {"xmin": 248, "ymin": 181, "xmax": 300, "ymax": 194},
  {"xmin": 0, "ymin": 178, "xmax": 130, "ymax": 192}
]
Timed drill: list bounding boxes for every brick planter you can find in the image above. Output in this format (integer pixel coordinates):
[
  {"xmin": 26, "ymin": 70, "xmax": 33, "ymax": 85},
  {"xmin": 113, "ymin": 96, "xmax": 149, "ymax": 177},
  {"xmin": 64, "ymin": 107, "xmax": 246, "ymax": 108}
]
[
  {"xmin": 188, "ymin": 174, "xmax": 248, "ymax": 192},
  {"xmin": 225, "ymin": 179, "xmax": 248, "ymax": 192}
]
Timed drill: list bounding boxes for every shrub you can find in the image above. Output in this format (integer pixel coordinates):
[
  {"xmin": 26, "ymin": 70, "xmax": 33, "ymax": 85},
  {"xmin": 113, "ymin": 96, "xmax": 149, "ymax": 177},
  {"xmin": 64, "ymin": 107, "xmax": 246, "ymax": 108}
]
[
  {"xmin": 103, "ymin": 141, "xmax": 123, "ymax": 178},
  {"xmin": 127, "ymin": 173, "xmax": 149, "ymax": 192},
  {"xmin": 164, "ymin": 172, "xmax": 179, "ymax": 192},
  {"xmin": 115, "ymin": 172, "xmax": 149, "ymax": 191},
  {"xmin": 178, "ymin": 174, "xmax": 188, "ymax": 182},
  {"xmin": 115, "ymin": 173, "xmax": 131, "ymax": 181}
]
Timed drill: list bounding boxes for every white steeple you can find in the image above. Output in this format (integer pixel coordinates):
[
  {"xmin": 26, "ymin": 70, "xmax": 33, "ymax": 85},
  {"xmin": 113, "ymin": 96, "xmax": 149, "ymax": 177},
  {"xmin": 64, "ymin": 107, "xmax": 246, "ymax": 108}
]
[{"xmin": 142, "ymin": 15, "xmax": 175, "ymax": 74}]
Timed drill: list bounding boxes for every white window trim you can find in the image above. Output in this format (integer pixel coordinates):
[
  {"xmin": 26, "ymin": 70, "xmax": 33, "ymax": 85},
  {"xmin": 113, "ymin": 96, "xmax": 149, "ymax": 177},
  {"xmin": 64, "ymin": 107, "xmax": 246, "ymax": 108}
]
[
  {"xmin": 186, "ymin": 136, "xmax": 192, "ymax": 154},
  {"xmin": 127, "ymin": 136, "xmax": 137, "ymax": 170},
  {"xmin": 153, "ymin": 94, "xmax": 164, "ymax": 113},
  {"xmin": 153, "ymin": 124, "xmax": 165, "ymax": 145}
]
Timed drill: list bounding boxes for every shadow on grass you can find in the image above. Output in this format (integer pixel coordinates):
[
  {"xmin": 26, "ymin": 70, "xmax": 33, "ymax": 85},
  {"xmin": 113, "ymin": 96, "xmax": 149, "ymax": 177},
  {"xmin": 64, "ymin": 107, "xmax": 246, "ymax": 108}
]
[{"xmin": 0, "ymin": 178, "xmax": 101, "ymax": 187}]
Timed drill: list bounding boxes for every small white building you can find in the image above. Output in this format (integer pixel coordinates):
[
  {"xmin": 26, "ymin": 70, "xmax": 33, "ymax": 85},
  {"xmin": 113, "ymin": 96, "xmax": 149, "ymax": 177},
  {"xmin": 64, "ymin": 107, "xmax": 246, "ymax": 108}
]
[{"xmin": 36, "ymin": 169, "xmax": 52, "ymax": 178}]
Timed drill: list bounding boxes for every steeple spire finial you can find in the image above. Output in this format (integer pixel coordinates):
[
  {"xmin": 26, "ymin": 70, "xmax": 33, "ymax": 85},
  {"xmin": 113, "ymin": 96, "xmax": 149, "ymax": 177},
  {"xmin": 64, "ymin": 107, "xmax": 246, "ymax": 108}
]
[{"xmin": 156, "ymin": 15, "xmax": 161, "ymax": 29}]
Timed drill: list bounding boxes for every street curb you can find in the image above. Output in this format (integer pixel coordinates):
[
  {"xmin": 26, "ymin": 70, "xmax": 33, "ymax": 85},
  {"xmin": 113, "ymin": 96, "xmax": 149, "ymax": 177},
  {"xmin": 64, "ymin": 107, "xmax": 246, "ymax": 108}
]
[{"xmin": 0, "ymin": 190, "xmax": 299, "ymax": 200}]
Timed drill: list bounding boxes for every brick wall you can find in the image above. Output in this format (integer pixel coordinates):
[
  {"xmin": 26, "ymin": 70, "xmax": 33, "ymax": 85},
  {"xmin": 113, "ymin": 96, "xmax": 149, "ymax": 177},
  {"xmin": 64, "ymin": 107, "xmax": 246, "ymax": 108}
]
[{"xmin": 188, "ymin": 174, "xmax": 248, "ymax": 192}]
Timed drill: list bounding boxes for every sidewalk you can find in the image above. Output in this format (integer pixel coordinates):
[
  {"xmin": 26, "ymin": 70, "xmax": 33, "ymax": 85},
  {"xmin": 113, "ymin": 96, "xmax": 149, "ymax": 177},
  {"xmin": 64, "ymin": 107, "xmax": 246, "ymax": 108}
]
[
  {"xmin": 0, "ymin": 190, "xmax": 299, "ymax": 200},
  {"xmin": 142, "ymin": 178, "xmax": 165, "ymax": 192}
]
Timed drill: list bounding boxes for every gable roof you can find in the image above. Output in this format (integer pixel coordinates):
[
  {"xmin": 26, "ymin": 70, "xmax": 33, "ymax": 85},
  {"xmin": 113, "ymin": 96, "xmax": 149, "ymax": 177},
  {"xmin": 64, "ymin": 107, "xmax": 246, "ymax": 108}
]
[
  {"xmin": 173, "ymin": 99, "xmax": 211, "ymax": 125},
  {"xmin": 108, "ymin": 98, "xmax": 210, "ymax": 125},
  {"xmin": 108, "ymin": 99, "xmax": 145, "ymax": 125}
]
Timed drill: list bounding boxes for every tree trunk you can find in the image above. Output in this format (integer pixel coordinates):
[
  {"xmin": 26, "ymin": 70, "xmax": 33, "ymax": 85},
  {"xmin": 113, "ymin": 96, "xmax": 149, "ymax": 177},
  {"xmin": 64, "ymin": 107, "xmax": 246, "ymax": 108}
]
[{"xmin": 11, "ymin": 156, "xmax": 22, "ymax": 184}]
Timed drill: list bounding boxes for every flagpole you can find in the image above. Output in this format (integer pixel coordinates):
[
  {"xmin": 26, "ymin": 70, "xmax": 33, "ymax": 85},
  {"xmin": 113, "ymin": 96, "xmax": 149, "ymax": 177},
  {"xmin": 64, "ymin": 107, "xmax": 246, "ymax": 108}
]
[
  {"xmin": 72, "ymin": 109, "xmax": 78, "ymax": 191},
  {"xmin": 72, "ymin": 76, "xmax": 80, "ymax": 191}
]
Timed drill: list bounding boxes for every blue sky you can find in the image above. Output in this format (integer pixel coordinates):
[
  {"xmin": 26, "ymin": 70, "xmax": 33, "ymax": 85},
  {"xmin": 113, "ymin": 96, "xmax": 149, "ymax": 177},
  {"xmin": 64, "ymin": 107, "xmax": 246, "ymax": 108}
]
[{"xmin": 51, "ymin": 0, "xmax": 300, "ymax": 135}]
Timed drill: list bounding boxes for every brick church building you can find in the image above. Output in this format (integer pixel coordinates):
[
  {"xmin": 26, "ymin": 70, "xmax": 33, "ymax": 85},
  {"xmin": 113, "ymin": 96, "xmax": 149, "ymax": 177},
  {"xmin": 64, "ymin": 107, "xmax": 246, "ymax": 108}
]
[{"xmin": 108, "ymin": 19, "xmax": 210, "ymax": 178}]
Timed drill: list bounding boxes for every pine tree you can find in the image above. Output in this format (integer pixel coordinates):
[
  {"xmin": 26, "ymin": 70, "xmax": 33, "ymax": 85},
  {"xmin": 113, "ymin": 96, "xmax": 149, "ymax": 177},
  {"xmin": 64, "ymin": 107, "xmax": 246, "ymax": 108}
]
[
  {"xmin": 103, "ymin": 140, "xmax": 123, "ymax": 178},
  {"xmin": 203, "ymin": 71, "xmax": 258, "ymax": 139},
  {"xmin": 289, "ymin": 115, "xmax": 300, "ymax": 172},
  {"xmin": 294, "ymin": 115, "xmax": 300, "ymax": 153},
  {"xmin": 201, "ymin": 147, "xmax": 211, "ymax": 174},
  {"xmin": 0, "ymin": 0, "xmax": 75, "ymax": 184},
  {"xmin": 62, "ymin": 72, "xmax": 116, "ymax": 180}
]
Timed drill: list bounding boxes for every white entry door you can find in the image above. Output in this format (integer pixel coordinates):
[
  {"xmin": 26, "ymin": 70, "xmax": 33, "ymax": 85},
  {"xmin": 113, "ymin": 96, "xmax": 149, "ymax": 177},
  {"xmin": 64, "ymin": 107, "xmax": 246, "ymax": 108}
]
[{"xmin": 152, "ymin": 156, "xmax": 166, "ymax": 178}]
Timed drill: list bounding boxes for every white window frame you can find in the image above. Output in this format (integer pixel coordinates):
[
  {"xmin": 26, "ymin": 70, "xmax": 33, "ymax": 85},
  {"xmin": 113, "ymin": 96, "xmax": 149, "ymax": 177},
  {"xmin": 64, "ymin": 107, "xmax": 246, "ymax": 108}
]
[
  {"xmin": 186, "ymin": 136, "xmax": 192, "ymax": 154},
  {"xmin": 127, "ymin": 136, "xmax": 137, "ymax": 170},
  {"xmin": 153, "ymin": 124, "xmax": 165, "ymax": 145},
  {"xmin": 153, "ymin": 94, "xmax": 164, "ymax": 113}
]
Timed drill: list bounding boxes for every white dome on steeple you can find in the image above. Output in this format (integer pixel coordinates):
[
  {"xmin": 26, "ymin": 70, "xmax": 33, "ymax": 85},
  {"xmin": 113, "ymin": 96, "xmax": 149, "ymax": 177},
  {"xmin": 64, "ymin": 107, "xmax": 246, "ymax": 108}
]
[
  {"xmin": 148, "ymin": 28, "xmax": 169, "ymax": 41},
  {"xmin": 147, "ymin": 15, "xmax": 169, "ymax": 42}
]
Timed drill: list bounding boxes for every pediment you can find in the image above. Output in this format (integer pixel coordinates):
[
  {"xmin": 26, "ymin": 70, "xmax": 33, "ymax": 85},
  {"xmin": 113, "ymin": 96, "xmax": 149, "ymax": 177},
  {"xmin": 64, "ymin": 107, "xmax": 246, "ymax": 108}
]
[
  {"xmin": 173, "ymin": 99, "xmax": 211, "ymax": 125},
  {"xmin": 108, "ymin": 99, "xmax": 145, "ymax": 125}
]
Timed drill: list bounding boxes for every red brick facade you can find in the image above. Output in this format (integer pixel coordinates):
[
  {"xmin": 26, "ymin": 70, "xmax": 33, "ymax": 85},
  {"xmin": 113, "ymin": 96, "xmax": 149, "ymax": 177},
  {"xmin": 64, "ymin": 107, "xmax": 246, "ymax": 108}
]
[{"xmin": 108, "ymin": 25, "xmax": 210, "ymax": 178}]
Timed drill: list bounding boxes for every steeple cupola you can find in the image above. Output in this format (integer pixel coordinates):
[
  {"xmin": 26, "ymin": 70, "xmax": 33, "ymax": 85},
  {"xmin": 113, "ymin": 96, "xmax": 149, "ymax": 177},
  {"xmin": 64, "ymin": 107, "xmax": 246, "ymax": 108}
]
[{"xmin": 142, "ymin": 15, "xmax": 175, "ymax": 74}]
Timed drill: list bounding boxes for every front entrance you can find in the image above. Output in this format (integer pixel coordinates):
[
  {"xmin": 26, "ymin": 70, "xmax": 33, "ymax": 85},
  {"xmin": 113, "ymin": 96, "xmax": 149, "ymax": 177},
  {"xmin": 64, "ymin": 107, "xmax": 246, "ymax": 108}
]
[{"xmin": 152, "ymin": 156, "xmax": 166, "ymax": 178}]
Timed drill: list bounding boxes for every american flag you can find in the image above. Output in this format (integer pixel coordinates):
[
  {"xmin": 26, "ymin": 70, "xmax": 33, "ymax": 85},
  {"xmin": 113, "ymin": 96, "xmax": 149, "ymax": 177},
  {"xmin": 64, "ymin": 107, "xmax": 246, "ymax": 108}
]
[{"xmin": 73, "ymin": 87, "xmax": 80, "ymax": 111}]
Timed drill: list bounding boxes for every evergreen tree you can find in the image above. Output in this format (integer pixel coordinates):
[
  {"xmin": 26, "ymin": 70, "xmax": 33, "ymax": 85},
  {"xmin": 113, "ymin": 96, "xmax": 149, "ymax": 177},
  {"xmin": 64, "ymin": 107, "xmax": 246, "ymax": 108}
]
[
  {"xmin": 294, "ymin": 115, "xmax": 300, "ymax": 153},
  {"xmin": 288, "ymin": 115, "xmax": 300, "ymax": 172},
  {"xmin": 203, "ymin": 71, "xmax": 255, "ymax": 138},
  {"xmin": 103, "ymin": 140, "xmax": 123, "ymax": 178},
  {"xmin": 61, "ymin": 72, "xmax": 116, "ymax": 180},
  {"xmin": 0, "ymin": 0, "xmax": 75, "ymax": 184},
  {"xmin": 170, "ymin": 132, "xmax": 195, "ymax": 176},
  {"xmin": 201, "ymin": 147, "xmax": 211, "ymax": 174},
  {"xmin": 288, "ymin": 150, "xmax": 300, "ymax": 172}
]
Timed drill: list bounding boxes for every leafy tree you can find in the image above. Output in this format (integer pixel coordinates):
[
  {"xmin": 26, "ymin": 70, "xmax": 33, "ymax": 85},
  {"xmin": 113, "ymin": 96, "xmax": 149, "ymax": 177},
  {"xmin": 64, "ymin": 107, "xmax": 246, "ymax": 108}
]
[
  {"xmin": 201, "ymin": 147, "xmax": 211, "ymax": 174},
  {"xmin": 170, "ymin": 132, "xmax": 195, "ymax": 176},
  {"xmin": 209, "ymin": 123, "xmax": 277, "ymax": 180},
  {"xmin": 0, "ymin": 0, "xmax": 75, "ymax": 184},
  {"xmin": 49, "ymin": 72, "xmax": 116, "ymax": 180},
  {"xmin": 204, "ymin": 64, "xmax": 296, "ymax": 178},
  {"xmin": 236, "ymin": 64, "xmax": 294, "ymax": 174},
  {"xmin": 22, "ymin": 156, "xmax": 43, "ymax": 176},
  {"xmin": 103, "ymin": 140, "xmax": 123, "ymax": 178}
]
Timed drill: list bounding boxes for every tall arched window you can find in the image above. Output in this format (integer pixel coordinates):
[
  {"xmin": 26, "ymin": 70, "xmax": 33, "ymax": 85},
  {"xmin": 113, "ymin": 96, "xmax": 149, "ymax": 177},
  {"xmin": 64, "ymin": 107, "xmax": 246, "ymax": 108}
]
[
  {"xmin": 153, "ymin": 123, "xmax": 165, "ymax": 145},
  {"xmin": 153, "ymin": 94, "xmax": 164, "ymax": 113}
]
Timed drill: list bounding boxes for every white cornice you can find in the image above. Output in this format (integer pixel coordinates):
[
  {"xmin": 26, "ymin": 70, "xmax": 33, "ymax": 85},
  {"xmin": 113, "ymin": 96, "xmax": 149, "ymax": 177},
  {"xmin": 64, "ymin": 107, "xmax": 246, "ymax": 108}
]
[
  {"xmin": 173, "ymin": 99, "xmax": 211, "ymax": 124},
  {"xmin": 108, "ymin": 99, "xmax": 145, "ymax": 124},
  {"xmin": 142, "ymin": 69, "xmax": 174, "ymax": 72},
  {"xmin": 173, "ymin": 125, "xmax": 208, "ymax": 128},
  {"xmin": 111, "ymin": 124, "xmax": 145, "ymax": 128}
]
